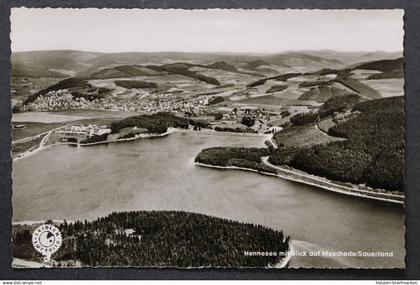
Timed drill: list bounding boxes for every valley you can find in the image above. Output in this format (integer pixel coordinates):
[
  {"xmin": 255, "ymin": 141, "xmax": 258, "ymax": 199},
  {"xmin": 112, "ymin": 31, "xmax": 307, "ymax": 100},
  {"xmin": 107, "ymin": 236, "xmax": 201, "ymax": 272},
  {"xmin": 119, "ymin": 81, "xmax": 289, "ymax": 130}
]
[
  {"xmin": 12, "ymin": 50, "xmax": 404, "ymax": 136},
  {"xmin": 11, "ymin": 50, "xmax": 405, "ymax": 268}
]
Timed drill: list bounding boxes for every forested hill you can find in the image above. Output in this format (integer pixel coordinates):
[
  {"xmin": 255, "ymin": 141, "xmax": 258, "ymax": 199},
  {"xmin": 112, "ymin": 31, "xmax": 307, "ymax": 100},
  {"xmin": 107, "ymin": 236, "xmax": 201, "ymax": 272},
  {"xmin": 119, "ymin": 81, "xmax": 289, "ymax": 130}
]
[
  {"xmin": 13, "ymin": 211, "xmax": 290, "ymax": 267},
  {"xmin": 271, "ymin": 96, "xmax": 404, "ymax": 191}
]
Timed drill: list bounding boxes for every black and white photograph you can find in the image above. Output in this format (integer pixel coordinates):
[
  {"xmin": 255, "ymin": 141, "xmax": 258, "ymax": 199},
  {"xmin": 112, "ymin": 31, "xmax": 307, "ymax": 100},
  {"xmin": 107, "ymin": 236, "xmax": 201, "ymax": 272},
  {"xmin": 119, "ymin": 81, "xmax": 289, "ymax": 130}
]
[{"xmin": 10, "ymin": 8, "xmax": 405, "ymax": 269}]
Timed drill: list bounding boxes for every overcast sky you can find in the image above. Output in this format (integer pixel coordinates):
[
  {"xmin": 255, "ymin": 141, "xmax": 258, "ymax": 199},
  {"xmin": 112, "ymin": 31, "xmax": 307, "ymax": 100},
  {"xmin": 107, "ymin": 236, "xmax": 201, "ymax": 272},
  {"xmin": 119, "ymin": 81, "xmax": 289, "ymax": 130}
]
[{"xmin": 11, "ymin": 8, "xmax": 403, "ymax": 53}]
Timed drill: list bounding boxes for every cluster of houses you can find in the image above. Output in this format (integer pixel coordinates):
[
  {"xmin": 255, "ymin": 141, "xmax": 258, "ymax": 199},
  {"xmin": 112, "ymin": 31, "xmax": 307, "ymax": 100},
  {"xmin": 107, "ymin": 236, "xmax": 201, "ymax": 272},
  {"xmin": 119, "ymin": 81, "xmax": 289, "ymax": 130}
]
[
  {"xmin": 17, "ymin": 87, "xmax": 216, "ymax": 116},
  {"xmin": 220, "ymin": 106, "xmax": 282, "ymax": 120},
  {"xmin": 58, "ymin": 124, "xmax": 112, "ymax": 137},
  {"xmin": 18, "ymin": 91, "xmax": 104, "ymax": 112}
]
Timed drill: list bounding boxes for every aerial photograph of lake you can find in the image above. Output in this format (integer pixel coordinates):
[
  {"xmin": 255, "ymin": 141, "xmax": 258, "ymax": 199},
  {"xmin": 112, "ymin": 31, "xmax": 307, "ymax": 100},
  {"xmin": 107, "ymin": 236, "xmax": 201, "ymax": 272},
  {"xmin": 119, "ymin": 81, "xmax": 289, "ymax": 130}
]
[{"xmin": 10, "ymin": 8, "xmax": 405, "ymax": 269}]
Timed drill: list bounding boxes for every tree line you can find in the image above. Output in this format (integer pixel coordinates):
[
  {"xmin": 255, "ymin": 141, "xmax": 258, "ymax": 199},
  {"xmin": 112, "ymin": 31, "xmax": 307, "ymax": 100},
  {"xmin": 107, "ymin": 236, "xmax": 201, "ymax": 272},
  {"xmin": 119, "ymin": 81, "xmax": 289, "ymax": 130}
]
[
  {"xmin": 110, "ymin": 112, "xmax": 208, "ymax": 134},
  {"xmin": 195, "ymin": 147, "xmax": 276, "ymax": 174}
]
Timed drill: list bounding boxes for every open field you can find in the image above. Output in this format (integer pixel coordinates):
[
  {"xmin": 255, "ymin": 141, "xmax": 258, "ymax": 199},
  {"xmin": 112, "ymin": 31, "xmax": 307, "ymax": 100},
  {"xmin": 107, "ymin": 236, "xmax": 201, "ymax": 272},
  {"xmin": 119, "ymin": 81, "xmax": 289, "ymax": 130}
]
[
  {"xmin": 317, "ymin": 118, "xmax": 336, "ymax": 133},
  {"xmin": 12, "ymin": 112, "xmax": 92, "ymax": 123},
  {"xmin": 12, "ymin": 122, "xmax": 67, "ymax": 141},
  {"xmin": 361, "ymin": 78, "xmax": 404, "ymax": 97},
  {"xmin": 274, "ymin": 124, "xmax": 346, "ymax": 148}
]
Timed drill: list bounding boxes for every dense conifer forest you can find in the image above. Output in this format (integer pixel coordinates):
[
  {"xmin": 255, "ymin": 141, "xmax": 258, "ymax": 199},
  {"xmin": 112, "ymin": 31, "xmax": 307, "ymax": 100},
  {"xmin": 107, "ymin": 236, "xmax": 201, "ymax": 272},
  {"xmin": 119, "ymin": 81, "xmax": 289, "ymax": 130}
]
[
  {"xmin": 195, "ymin": 147, "xmax": 276, "ymax": 174},
  {"xmin": 13, "ymin": 211, "xmax": 290, "ymax": 267}
]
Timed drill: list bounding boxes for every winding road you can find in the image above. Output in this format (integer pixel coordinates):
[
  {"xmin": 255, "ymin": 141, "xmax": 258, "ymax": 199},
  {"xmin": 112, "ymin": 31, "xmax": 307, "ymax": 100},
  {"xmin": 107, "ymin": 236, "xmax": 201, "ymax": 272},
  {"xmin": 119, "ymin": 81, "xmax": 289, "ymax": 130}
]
[{"xmin": 261, "ymin": 156, "xmax": 404, "ymax": 204}]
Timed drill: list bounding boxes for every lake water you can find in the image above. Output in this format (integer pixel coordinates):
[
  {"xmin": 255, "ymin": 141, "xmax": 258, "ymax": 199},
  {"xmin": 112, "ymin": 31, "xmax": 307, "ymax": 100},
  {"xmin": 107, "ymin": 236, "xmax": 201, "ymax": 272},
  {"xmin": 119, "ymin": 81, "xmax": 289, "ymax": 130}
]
[{"xmin": 12, "ymin": 132, "xmax": 405, "ymax": 268}]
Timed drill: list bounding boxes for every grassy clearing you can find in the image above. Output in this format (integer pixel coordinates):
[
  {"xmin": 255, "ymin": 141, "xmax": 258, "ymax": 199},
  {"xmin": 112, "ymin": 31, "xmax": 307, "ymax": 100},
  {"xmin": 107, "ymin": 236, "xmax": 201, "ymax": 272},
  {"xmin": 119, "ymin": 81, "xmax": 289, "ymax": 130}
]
[
  {"xmin": 12, "ymin": 134, "xmax": 46, "ymax": 157},
  {"xmin": 273, "ymin": 124, "xmax": 345, "ymax": 148},
  {"xmin": 317, "ymin": 118, "xmax": 336, "ymax": 133},
  {"xmin": 12, "ymin": 122, "xmax": 67, "ymax": 141}
]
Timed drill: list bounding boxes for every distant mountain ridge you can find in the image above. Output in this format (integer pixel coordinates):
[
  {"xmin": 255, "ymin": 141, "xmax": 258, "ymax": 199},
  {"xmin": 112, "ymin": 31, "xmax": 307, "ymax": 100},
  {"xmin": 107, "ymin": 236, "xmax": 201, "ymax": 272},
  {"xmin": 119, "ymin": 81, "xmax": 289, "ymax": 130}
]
[{"xmin": 11, "ymin": 49, "xmax": 402, "ymax": 78}]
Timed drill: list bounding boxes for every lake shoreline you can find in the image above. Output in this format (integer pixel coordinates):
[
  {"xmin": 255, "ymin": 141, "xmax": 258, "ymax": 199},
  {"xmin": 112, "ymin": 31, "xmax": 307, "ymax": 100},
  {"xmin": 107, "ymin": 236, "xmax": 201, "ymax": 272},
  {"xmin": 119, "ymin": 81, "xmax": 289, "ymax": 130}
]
[
  {"xmin": 14, "ymin": 127, "xmax": 404, "ymax": 205},
  {"xmin": 195, "ymin": 161, "xmax": 404, "ymax": 205},
  {"xmin": 13, "ymin": 127, "xmax": 271, "ymax": 161}
]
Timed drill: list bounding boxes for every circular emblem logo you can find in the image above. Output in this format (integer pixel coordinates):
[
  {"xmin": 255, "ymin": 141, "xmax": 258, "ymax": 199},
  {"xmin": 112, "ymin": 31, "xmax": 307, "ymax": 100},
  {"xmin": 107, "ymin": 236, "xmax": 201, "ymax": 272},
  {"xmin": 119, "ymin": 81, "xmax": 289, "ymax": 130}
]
[{"xmin": 32, "ymin": 224, "xmax": 62, "ymax": 262}]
